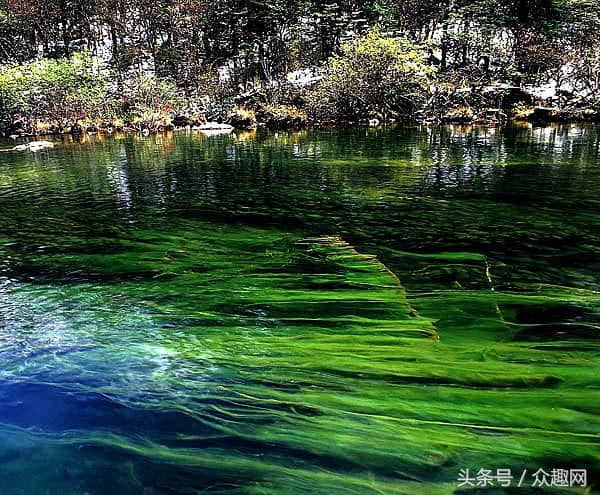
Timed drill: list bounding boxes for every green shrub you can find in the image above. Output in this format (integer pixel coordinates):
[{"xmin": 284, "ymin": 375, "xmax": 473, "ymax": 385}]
[
  {"xmin": 0, "ymin": 52, "xmax": 114, "ymax": 133},
  {"xmin": 121, "ymin": 74, "xmax": 185, "ymax": 129},
  {"xmin": 0, "ymin": 53, "xmax": 190, "ymax": 133},
  {"xmin": 306, "ymin": 28, "xmax": 434, "ymax": 122}
]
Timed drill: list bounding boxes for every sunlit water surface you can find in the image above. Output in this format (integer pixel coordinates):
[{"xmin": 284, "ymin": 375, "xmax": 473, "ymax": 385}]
[{"xmin": 0, "ymin": 125, "xmax": 599, "ymax": 494}]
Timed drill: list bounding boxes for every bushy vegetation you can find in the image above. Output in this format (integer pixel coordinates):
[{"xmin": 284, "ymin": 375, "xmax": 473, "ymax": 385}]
[
  {"xmin": 0, "ymin": 53, "xmax": 114, "ymax": 134},
  {"xmin": 121, "ymin": 75, "xmax": 186, "ymax": 130},
  {"xmin": 0, "ymin": 54, "xmax": 194, "ymax": 134},
  {"xmin": 307, "ymin": 30, "xmax": 433, "ymax": 122}
]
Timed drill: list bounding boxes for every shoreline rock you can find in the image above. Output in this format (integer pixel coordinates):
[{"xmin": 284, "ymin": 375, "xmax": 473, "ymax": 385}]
[{"xmin": 192, "ymin": 123, "xmax": 235, "ymax": 132}]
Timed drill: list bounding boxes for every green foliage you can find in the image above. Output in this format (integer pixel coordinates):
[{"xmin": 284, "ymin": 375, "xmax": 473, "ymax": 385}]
[
  {"xmin": 307, "ymin": 29, "xmax": 434, "ymax": 122},
  {"xmin": 0, "ymin": 54, "xmax": 195, "ymax": 133},
  {"xmin": 121, "ymin": 74, "xmax": 185, "ymax": 128},
  {"xmin": 0, "ymin": 52, "xmax": 114, "ymax": 132}
]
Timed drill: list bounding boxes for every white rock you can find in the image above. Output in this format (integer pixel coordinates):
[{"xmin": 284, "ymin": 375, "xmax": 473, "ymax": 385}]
[
  {"xmin": 192, "ymin": 123, "xmax": 235, "ymax": 136},
  {"xmin": 194, "ymin": 123, "xmax": 234, "ymax": 131},
  {"xmin": 12, "ymin": 141, "xmax": 55, "ymax": 152}
]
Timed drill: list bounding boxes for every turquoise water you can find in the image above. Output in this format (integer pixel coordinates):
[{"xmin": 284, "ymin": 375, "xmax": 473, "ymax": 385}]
[{"xmin": 0, "ymin": 125, "xmax": 599, "ymax": 494}]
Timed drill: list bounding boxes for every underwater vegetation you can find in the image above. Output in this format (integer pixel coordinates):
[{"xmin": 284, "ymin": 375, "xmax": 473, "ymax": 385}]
[{"xmin": 0, "ymin": 125, "xmax": 599, "ymax": 494}]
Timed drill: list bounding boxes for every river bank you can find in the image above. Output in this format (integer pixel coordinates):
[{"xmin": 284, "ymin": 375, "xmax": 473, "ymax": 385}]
[
  {"xmin": 3, "ymin": 107, "xmax": 599, "ymax": 141},
  {"xmin": 2, "ymin": 82, "xmax": 597, "ymax": 139},
  {"xmin": 1, "ymin": 38, "xmax": 598, "ymax": 140}
]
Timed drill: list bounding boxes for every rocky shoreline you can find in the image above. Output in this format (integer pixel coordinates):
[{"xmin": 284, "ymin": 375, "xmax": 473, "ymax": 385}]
[
  {"xmin": 3, "ymin": 111, "xmax": 599, "ymax": 141},
  {"xmin": 2, "ymin": 89, "xmax": 598, "ymax": 141}
]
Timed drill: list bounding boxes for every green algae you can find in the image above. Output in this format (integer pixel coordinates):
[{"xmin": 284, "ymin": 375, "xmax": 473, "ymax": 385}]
[
  {"xmin": 1, "ymin": 218, "xmax": 598, "ymax": 493},
  {"xmin": 0, "ymin": 125, "xmax": 599, "ymax": 494}
]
